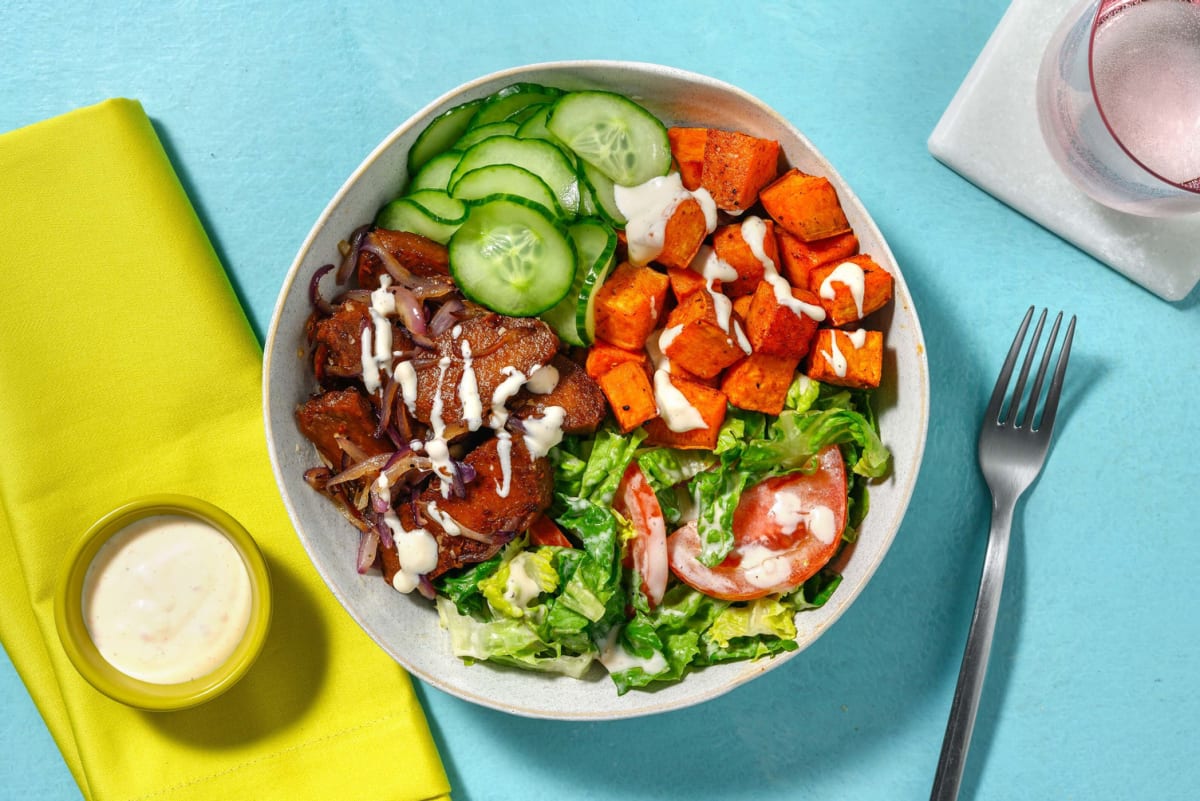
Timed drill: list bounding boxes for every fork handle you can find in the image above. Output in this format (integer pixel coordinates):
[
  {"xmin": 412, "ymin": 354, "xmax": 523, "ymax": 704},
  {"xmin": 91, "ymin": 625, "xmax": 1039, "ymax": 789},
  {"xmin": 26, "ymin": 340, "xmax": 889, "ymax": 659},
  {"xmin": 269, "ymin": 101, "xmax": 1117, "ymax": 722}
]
[{"xmin": 930, "ymin": 499, "xmax": 1014, "ymax": 801}]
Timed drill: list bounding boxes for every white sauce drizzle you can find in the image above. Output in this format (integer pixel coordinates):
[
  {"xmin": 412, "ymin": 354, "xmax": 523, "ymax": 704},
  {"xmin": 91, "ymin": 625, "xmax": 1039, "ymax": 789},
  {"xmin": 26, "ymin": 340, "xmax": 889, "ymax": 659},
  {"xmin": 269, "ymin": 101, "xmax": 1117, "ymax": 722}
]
[
  {"xmin": 426, "ymin": 355, "xmax": 456, "ymax": 498},
  {"xmin": 741, "ymin": 216, "xmax": 826, "ymax": 322},
  {"xmin": 769, "ymin": 493, "xmax": 838, "ymax": 545},
  {"xmin": 847, "ymin": 328, "xmax": 868, "ymax": 349},
  {"xmin": 821, "ymin": 331, "xmax": 848, "ymax": 378},
  {"xmin": 423, "ymin": 500, "xmax": 461, "ymax": 537},
  {"xmin": 522, "ymin": 406, "xmax": 566, "ymax": 459},
  {"xmin": 360, "ymin": 275, "xmax": 398, "ymax": 394},
  {"xmin": 457, "ymin": 338, "xmax": 482, "ymax": 431},
  {"xmin": 614, "ymin": 173, "xmax": 720, "ymax": 266},
  {"xmin": 597, "ymin": 627, "xmax": 669, "ymax": 676},
  {"xmin": 376, "ymin": 476, "xmax": 439, "ymax": 594},
  {"xmin": 819, "ymin": 261, "xmax": 867, "ymax": 320},
  {"xmin": 738, "ymin": 543, "xmax": 793, "ymax": 589},
  {"xmin": 689, "ymin": 245, "xmax": 751, "ymax": 353},
  {"xmin": 524, "ymin": 363, "xmax": 559, "ymax": 395},
  {"xmin": 394, "ymin": 360, "xmax": 418, "ymax": 415},
  {"xmin": 645, "ymin": 328, "xmax": 706, "ymax": 432}
]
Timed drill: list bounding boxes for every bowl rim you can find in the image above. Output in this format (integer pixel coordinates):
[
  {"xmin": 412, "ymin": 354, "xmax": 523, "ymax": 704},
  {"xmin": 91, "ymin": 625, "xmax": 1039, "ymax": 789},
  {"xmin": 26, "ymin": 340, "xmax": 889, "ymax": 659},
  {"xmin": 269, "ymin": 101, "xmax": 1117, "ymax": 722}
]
[
  {"xmin": 263, "ymin": 59, "xmax": 930, "ymax": 719},
  {"xmin": 54, "ymin": 493, "xmax": 273, "ymax": 711}
]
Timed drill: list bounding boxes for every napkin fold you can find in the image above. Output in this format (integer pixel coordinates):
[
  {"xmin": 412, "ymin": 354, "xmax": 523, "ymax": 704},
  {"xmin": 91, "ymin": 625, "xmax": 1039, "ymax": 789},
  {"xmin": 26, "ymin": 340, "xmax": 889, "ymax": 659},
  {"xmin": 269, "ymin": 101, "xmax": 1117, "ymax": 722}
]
[{"xmin": 0, "ymin": 99, "xmax": 451, "ymax": 801}]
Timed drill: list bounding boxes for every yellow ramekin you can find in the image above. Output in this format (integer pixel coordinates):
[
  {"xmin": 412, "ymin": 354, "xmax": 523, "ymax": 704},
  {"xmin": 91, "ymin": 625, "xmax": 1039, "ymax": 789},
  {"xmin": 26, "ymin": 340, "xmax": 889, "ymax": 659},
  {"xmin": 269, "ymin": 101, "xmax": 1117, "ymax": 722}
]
[{"xmin": 54, "ymin": 494, "xmax": 272, "ymax": 711}]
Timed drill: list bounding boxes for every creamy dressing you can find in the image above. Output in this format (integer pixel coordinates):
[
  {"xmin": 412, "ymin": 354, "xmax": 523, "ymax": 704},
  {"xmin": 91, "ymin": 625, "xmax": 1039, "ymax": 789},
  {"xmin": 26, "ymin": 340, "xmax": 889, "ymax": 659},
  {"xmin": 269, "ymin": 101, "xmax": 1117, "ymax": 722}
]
[
  {"xmin": 597, "ymin": 627, "xmax": 669, "ymax": 676},
  {"xmin": 819, "ymin": 261, "xmax": 867, "ymax": 320},
  {"xmin": 741, "ymin": 216, "xmax": 826, "ymax": 322},
  {"xmin": 521, "ymin": 406, "xmax": 566, "ymax": 459},
  {"xmin": 820, "ymin": 328, "xmax": 868, "ymax": 379},
  {"xmin": 374, "ymin": 477, "xmax": 440, "ymax": 594},
  {"xmin": 426, "ymin": 355, "xmax": 457, "ymax": 498},
  {"xmin": 502, "ymin": 553, "xmax": 545, "ymax": 609},
  {"xmin": 457, "ymin": 339, "xmax": 483, "ymax": 431},
  {"xmin": 394, "ymin": 360, "xmax": 418, "ymax": 415},
  {"xmin": 423, "ymin": 500, "xmax": 461, "ymax": 537},
  {"xmin": 360, "ymin": 276, "xmax": 398, "ymax": 394},
  {"xmin": 689, "ymin": 245, "xmax": 751, "ymax": 353},
  {"xmin": 769, "ymin": 493, "xmax": 838, "ymax": 545},
  {"xmin": 524, "ymin": 363, "xmax": 559, "ymax": 395},
  {"xmin": 614, "ymin": 173, "xmax": 719, "ymax": 266},
  {"xmin": 82, "ymin": 515, "xmax": 252, "ymax": 684},
  {"xmin": 647, "ymin": 328, "xmax": 706, "ymax": 432},
  {"xmin": 737, "ymin": 543, "xmax": 793, "ymax": 589},
  {"xmin": 487, "ymin": 366, "xmax": 532, "ymax": 498}
]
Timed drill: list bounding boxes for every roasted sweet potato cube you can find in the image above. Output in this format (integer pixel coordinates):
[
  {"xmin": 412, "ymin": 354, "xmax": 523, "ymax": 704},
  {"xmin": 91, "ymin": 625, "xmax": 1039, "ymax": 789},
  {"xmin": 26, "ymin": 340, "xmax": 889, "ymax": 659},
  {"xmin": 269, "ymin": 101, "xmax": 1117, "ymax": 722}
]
[
  {"xmin": 701, "ymin": 130, "xmax": 781, "ymax": 213},
  {"xmin": 662, "ymin": 291, "xmax": 747, "ymax": 379},
  {"xmin": 642, "ymin": 375, "xmax": 727, "ymax": 450},
  {"xmin": 667, "ymin": 265, "xmax": 710, "ymax": 301},
  {"xmin": 592, "ymin": 262, "xmax": 670, "ymax": 350},
  {"xmin": 585, "ymin": 338, "xmax": 649, "ymax": 381},
  {"xmin": 776, "ymin": 229, "xmax": 859, "ymax": 289},
  {"xmin": 760, "ymin": 169, "xmax": 852, "ymax": 242},
  {"xmin": 809, "ymin": 254, "xmax": 894, "ymax": 327},
  {"xmin": 668, "ymin": 127, "xmax": 707, "ymax": 191},
  {"xmin": 744, "ymin": 280, "xmax": 822, "ymax": 359},
  {"xmin": 650, "ymin": 197, "xmax": 708, "ymax": 271},
  {"xmin": 712, "ymin": 219, "xmax": 779, "ymax": 297},
  {"xmin": 598, "ymin": 360, "xmax": 658, "ymax": 433},
  {"xmin": 805, "ymin": 328, "xmax": 884, "ymax": 389},
  {"xmin": 732, "ymin": 293, "xmax": 753, "ymax": 322},
  {"xmin": 721, "ymin": 352, "xmax": 801, "ymax": 415}
]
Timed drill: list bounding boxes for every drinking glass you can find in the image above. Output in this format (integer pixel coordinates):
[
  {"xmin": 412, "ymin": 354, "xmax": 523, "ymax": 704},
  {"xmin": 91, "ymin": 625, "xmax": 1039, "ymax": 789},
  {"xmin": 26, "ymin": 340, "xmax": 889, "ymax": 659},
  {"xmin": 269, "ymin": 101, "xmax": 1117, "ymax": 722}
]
[{"xmin": 1036, "ymin": 0, "xmax": 1200, "ymax": 217}]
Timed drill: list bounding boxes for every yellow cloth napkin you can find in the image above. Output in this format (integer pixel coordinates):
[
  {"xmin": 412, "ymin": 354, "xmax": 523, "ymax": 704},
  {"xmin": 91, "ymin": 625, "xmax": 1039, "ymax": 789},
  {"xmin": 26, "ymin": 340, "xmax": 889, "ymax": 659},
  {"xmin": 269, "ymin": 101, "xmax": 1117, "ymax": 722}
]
[{"xmin": 0, "ymin": 99, "xmax": 451, "ymax": 801}]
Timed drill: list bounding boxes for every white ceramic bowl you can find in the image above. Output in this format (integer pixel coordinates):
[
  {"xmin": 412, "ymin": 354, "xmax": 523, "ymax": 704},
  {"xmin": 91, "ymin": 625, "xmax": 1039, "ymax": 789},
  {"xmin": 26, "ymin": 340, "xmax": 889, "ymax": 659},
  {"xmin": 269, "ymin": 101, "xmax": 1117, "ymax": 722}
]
[{"xmin": 264, "ymin": 60, "xmax": 929, "ymax": 720}]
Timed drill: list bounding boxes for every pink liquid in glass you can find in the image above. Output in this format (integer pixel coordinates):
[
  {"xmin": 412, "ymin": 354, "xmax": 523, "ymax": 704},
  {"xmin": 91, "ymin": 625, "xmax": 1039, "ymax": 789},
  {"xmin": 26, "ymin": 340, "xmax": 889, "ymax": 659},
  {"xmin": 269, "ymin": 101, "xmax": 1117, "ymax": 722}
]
[{"xmin": 1091, "ymin": 0, "xmax": 1200, "ymax": 189}]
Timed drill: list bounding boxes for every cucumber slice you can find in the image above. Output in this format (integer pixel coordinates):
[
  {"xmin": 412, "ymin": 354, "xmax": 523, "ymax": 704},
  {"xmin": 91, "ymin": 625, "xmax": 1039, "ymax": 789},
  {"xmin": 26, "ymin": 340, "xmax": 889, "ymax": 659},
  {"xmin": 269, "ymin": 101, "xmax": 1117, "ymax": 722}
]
[
  {"xmin": 407, "ymin": 99, "xmax": 482, "ymax": 175},
  {"xmin": 376, "ymin": 197, "xmax": 462, "ymax": 244},
  {"xmin": 449, "ymin": 165, "xmax": 562, "ymax": 220},
  {"xmin": 578, "ymin": 159, "xmax": 627, "ymax": 228},
  {"xmin": 539, "ymin": 217, "xmax": 616, "ymax": 346},
  {"xmin": 404, "ymin": 189, "xmax": 468, "ymax": 224},
  {"xmin": 515, "ymin": 104, "xmax": 555, "ymax": 141},
  {"xmin": 453, "ymin": 120, "xmax": 520, "ymax": 151},
  {"xmin": 547, "ymin": 91, "xmax": 672, "ymax": 186},
  {"xmin": 407, "ymin": 149, "xmax": 463, "ymax": 193},
  {"xmin": 448, "ymin": 135, "xmax": 580, "ymax": 218},
  {"xmin": 468, "ymin": 83, "xmax": 563, "ymax": 128},
  {"xmin": 448, "ymin": 196, "xmax": 577, "ymax": 317},
  {"xmin": 506, "ymin": 101, "xmax": 551, "ymax": 126}
]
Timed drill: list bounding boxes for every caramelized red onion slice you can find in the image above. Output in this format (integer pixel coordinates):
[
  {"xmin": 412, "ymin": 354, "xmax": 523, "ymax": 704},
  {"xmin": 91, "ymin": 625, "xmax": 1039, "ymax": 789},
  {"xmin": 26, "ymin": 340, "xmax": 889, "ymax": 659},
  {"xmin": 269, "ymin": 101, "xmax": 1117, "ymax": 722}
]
[
  {"xmin": 327, "ymin": 451, "xmax": 391, "ymax": 488},
  {"xmin": 388, "ymin": 284, "xmax": 434, "ymax": 347},
  {"xmin": 361, "ymin": 234, "xmax": 456, "ymax": 298},
  {"xmin": 308, "ymin": 263, "xmax": 336, "ymax": 315},
  {"xmin": 428, "ymin": 298, "xmax": 465, "ymax": 337},
  {"xmin": 356, "ymin": 529, "xmax": 379, "ymax": 573},
  {"xmin": 335, "ymin": 224, "xmax": 370, "ymax": 285},
  {"xmin": 303, "ymin": 467, "xmax": 371, "ymax": 533},
  {"xmin": 416, "ymin": 575, "xmax": 436, "ymax": 600}
]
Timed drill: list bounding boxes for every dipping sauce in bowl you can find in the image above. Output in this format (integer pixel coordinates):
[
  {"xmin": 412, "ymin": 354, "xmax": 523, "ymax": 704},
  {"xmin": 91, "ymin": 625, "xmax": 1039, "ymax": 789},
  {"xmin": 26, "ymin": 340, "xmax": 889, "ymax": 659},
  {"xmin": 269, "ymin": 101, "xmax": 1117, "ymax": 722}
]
[
  {"xmin": 56, "ymin": 494, "xmax": 271, "ymax": 710},
  {"xmin": 82, "ymin": 513, "xmax": 253, "ymax": 684}
]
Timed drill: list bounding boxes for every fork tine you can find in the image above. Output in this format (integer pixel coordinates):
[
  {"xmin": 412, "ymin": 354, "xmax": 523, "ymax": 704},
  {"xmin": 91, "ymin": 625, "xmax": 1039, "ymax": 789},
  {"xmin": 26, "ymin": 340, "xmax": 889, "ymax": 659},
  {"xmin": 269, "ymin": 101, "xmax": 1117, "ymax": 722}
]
[
  {"xmin": 1034, "ymin": 314, "xmax": 1076, "ymax": 434},
  {"xmin": 983, "ymin": 306, "xmax": 1035, "ymax": 426},
  {"xmin": 1006, "ymin": 309, "xmax": 1047, "ymax": 426},
  {"xmin": 1017, "ymin": 311, "xmax": 1062, "ymax": 430}
]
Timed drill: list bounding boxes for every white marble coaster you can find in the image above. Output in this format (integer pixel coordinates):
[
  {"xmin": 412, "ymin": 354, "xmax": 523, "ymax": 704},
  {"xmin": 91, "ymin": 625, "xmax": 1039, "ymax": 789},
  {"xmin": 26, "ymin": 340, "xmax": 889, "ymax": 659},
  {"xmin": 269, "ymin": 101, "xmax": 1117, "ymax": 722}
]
[{"xmin": 928, "ymin": 0, "xmax": 1200, "ymax": 302}]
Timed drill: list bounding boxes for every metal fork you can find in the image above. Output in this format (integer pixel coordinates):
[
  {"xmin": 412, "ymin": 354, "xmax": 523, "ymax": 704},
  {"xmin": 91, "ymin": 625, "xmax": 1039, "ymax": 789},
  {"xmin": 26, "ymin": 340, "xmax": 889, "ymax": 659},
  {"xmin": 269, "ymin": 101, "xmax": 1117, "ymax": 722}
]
[{"xmin": 930, "ymin": 306, "xmax": 1076, "ymax": 801}]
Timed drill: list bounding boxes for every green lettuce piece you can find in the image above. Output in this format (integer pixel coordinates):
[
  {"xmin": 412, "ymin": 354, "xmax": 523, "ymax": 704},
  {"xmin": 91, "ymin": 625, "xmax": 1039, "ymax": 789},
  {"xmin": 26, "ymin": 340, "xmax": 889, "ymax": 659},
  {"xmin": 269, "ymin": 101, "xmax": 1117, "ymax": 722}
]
[
  {"xmin": 784, "ymin": 373, "xmax": 821, "ymax": 412},
  {"xmin": 478, "ymin": 550, "xmax": 559, "ymax": 619},
  {"xmin": 435, "ymin": 553, "xmax": 502, "ymax": 616},
  {"xmin": 699, "ymin": 634, "xmax": 799, "ymax": 665},
  {"xmin": 707, "ymin": 597, "xmax": 798, "ymax": 649},
  {"xmin": 436, "ymin": 596, "xmax": 596, "ymax": 678},
  {"xmin": 577, "ymin": 424, "xmax": 646, "ymax": 505}
]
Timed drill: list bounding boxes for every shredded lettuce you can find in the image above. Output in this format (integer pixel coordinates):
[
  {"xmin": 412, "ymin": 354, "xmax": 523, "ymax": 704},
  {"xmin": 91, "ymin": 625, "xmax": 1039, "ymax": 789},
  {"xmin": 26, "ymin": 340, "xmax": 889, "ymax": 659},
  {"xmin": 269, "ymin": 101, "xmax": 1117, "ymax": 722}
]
[{"xmin": 432, "ymin": 375, "xmax": 889, "ymax": 694}]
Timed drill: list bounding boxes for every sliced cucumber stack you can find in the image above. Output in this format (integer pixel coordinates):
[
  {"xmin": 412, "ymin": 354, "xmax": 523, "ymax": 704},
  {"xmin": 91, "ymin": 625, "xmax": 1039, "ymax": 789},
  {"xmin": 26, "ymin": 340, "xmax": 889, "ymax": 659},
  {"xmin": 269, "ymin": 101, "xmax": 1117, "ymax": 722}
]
[
  {"xmin": 387, "ymin": 82, "xmax": 673, "ymax": 323},
  {"xmin": 448, "ymin": 195, "xmax": 577, "ymax": 317}
]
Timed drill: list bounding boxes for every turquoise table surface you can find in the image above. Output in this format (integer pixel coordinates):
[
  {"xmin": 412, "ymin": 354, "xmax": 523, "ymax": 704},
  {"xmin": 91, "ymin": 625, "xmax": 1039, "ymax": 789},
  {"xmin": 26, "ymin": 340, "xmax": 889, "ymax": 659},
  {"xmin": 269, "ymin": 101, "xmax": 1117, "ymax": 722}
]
[{"xmin": 3, "ymin": 2, "xmax": 1197, "ymax": 800}]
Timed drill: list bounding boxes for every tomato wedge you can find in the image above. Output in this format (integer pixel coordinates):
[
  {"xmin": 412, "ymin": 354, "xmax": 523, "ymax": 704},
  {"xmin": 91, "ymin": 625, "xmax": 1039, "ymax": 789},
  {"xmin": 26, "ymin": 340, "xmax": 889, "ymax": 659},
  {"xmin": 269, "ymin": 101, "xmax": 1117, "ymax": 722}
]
[
  {"xmin": 614, "ymin": 461, "xmax": 669, "ymax": 607},
  {"xmin": 528, "ymin": 514, "xmax": 573, "ymax": 548},
  {"xmin": 667, "ymin": 445, "xmax": 848, "ymax": 601}
]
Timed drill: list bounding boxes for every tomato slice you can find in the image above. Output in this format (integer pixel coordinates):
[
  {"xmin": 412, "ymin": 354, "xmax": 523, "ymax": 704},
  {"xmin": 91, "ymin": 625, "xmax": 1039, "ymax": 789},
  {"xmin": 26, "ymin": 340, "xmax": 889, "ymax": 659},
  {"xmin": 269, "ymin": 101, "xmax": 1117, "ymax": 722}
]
[
  {"xmin": 667, "ymin": 445, "xmax": 848, "ymax": 601},
  {"xmin": 528, "ymin": 514, "xmax": 573, "ymax": 548},
  {"xmin": 614, "ymin": 461, "xmax": 669, "ymax": 607}
]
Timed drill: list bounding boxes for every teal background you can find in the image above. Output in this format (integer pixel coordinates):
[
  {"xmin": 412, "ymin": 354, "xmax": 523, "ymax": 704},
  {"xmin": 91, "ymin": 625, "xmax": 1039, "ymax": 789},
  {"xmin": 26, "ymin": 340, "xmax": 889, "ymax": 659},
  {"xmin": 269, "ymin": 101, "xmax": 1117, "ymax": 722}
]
[{"xmin": 3, "ymin": 2, "xmax": 1197, "ymax": 800}]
